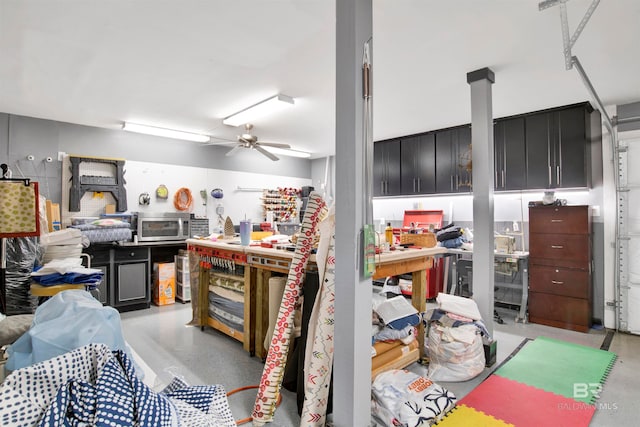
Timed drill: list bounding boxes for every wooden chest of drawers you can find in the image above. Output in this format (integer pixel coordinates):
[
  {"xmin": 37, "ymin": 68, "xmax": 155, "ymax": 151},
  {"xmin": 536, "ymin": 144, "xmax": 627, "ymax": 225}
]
[{"xmin": 528, "ymin": 205, "xmax": 592, "ymax": 332}]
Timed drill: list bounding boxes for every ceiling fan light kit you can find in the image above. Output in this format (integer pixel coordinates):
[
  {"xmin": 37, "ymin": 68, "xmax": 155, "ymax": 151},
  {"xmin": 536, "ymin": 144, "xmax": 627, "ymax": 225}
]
[
  {"xmin": 122, "ymin": 122, "xmax": 211, "ymax": 143},
  {"xmin": 222, "ymin": 94, "xmax": 295, "ymax": 127}
]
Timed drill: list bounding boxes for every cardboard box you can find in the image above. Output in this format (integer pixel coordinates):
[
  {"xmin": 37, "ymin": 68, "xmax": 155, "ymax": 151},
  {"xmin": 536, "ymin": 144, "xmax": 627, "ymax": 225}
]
[{"xmin": 153, "ymin": 262, "xmax": 175, "ymax": 305}]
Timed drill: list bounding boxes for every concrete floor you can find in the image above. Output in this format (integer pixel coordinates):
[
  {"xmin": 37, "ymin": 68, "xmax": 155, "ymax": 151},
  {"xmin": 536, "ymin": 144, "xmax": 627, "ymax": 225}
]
[{"xmin": 120, "ymin": 301, "xmax": 640, "ymax": 426}]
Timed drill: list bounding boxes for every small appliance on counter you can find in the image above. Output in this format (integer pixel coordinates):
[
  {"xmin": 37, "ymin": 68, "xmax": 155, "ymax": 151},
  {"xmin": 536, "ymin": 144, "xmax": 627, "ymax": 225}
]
[{"xmin": 136, "ymin": 212, "xmax": 191, "ymax": 242}]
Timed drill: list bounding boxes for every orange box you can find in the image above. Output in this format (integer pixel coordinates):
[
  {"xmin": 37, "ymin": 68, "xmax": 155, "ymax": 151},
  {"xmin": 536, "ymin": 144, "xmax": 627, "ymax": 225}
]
[{"xmin": 153, "ymin": 262, "xmax": 175, "ymax": 305}]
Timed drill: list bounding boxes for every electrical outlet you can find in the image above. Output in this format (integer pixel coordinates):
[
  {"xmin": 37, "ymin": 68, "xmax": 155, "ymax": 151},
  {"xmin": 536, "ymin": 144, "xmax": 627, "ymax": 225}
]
[
  {"xmin": 592, "ymin": 205, "xmax": 600, "ymax": 217},
  {"xmin": 58, "ymin": 151, "xmax": 66, "ymax": 161}
]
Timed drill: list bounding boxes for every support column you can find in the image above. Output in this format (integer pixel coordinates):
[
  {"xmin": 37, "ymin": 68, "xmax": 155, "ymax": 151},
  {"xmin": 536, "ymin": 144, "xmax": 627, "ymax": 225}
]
[
  {"xmin": 467, "ymin": 68, "xmax": 495, "ymax": 336},
  {"xmin": 334, "ymin": 0, "xmax": 373, "ymax": 425}
]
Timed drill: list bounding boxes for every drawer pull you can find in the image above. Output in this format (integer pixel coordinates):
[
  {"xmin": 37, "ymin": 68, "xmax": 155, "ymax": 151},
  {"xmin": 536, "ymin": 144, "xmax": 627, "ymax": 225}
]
[
  {"xmin": 551, "ymin": 280, "xmax": 564, "ymax": 285},
  {"xmin": 550, "ymin": 219, "xmax": 563, "ymax": 223},
  {"xmin": 551, "ymin": 245, "xmax": 564, "ymax": 249}
]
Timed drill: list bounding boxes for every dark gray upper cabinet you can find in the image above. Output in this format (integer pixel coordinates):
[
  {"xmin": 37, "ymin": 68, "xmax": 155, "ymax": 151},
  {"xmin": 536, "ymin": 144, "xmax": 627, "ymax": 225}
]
[
  {"xmin": 525, "ymin": 104, "xmax": 590, "ymax": 189},
  {"xmin": 400, "ymin": 133, "xmax": 436, "ymax": 195},
  {"xmin": 557, "ymin": 106, "xmax": 589, "ymax": 188},
  {"xmin": 435, "ymin": 126, "xmax": 472, "ymax": 193},
  {"xmin": 373, "ymin": 102, "xmax": 595, "ymax": 197},
  {"xmin": 373, "ymin": 139, "xmax": 401, "ymax": 196},
  {"xmin": 494, "ymin": 116, "xmax": 526, "ymax": 190}
]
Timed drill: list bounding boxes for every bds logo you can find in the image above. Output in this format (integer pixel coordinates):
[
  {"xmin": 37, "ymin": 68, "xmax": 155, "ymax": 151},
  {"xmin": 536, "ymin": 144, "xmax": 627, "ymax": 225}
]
[{"xmin": 573, "ymin": 383, "xmax": 602, "ymax": 399}]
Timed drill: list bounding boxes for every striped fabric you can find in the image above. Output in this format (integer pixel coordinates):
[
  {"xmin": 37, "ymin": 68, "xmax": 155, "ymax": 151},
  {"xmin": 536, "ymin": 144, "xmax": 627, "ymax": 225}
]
[
  {"xmin": 252, "ymin": 192, "xmax": 327, "ymax": 425},
  {"xmin": 300, "ymin": 207, "xmax": 335, "ymax": 426}
]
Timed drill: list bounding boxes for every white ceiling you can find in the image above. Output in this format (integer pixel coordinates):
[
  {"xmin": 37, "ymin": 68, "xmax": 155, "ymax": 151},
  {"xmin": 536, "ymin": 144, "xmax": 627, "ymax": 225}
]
[{"xmin": 1, "ymin": 0, "xmax": 639, "ymax": 159}]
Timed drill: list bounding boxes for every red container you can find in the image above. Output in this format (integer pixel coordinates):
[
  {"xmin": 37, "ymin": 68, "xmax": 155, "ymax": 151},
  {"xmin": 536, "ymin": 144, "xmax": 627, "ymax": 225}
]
[{"xmin": 402, "ymin": 209, "xmax": 445, "ymax": 299}]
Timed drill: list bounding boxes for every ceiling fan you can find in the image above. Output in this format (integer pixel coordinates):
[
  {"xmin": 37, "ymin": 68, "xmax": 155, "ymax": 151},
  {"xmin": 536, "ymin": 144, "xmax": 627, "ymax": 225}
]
[{"xmin": 210, "ymin": 124, "xmax": 291, "ymax": 161}]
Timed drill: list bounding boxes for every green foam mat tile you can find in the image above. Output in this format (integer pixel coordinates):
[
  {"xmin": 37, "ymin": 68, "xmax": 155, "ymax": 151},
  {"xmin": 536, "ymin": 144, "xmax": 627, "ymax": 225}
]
[{"xmin": 494, "ymin": 336, "xmax": 616, "ymax": 404}]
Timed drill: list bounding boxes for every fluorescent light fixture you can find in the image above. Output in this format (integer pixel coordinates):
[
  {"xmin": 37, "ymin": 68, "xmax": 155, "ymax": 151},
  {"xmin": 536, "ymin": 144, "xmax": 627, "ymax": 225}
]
[
  {"xmin": 122, "ymin": 122, "xmax": 210, "ymax": 143},
  {"xmin": 223, "ymin": 94, "xmax": 295, "ymax": 126},
  {"xmin": 262, "ymin": 146, "xmax": 311, "ymax": 159}
]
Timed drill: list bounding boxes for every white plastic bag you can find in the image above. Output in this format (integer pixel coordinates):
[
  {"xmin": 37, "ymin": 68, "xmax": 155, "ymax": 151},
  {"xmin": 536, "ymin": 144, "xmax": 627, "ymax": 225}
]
[
  {"xmin": 427, "ymin": 323, "xmax": 485, "ymax": 382},
  {"xmin": 371, "ymin": 369, "xmax": 456, "ymax": 427}
]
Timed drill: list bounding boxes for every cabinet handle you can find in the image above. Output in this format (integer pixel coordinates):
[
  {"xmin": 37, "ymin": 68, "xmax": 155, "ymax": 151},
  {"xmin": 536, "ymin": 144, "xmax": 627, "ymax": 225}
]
[
  {"xmin": 381, "ymin": 181, "xmax": 384, "ymax": 194},
  {"xmin": 130, "ymin": 252, "xmax": 135, "ymax": 257},
  {"xmin": 450, "ymin": 175, "xmax": 454, "ymax": 191},
  {"xmin": 417, "ymin": 177, "xmax": 421, "ymax": 193},
  {"xmin": 501, "ymin": 170, "xmax": 505, "ymax": 188},
  {"xmin": 557, "ymin": 165, "xmax": 561, "ymax": 186},
  {"xmin": 551, "ymin": 245, "xmax": 564, "ymax": 249},
  {"xmin": 413, "ymin": 178, "xmax": 416, "ymax": 193},
  {"xmin": 551, "ymin": 280, "xmax": 564, "ymax": 285},
  {"xmin": 548, "ymin": 166, "xmax": 552, "ymax": 187},
  {"xmin": 551, "ymin": 219, "xmax": 563, "ymax": 223}
]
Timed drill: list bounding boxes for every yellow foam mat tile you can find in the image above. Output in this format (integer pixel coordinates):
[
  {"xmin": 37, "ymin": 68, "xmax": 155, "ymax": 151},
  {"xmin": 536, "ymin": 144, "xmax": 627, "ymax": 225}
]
[{"xmin": 436, "ymin": 404, "xmax": 514, "ymax": 427}]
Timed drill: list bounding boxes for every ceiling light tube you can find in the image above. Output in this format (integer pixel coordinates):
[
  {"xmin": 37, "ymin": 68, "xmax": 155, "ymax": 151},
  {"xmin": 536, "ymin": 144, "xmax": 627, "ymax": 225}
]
[
  {"xmin": 223, "ymin": 94, "xmax": 295, "ymax": 126},
  {"xmin": 262, "ymin": 146, "xmax": 311, "ymax": 158},
  {"xmin": 122, "ymin": 122, "xmax": 211, "ymax": 143}
]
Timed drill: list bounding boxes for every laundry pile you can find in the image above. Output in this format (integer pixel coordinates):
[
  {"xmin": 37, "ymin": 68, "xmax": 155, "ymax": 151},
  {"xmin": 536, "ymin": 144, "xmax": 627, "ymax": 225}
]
[
  {"xmin": 372, "ymin": 369, "xmax": 457, "ymax": 427},
  {"xmin": 30, "ymin": 257, "xmax": 103, "ymax": 287},
  {"xmin": 435, "ymin": 223, "xmax": 471, "ymax": 249},
  {"xmin": 424, "ymin": 293, "xmax": 490, "ymax": 382},
  {"xmin": 40, "ymin": 228, "xmax": 88, "ymax": 263},
  {"xmin": 1, "ymin": 343, "xmax": 236, "ymax": 427},
  {"xmin": 371, "ymin": 296, "xmax": 422, "ymax": 377},
  {"xmin": 69, "ymin": 218, "xmax": 132, "ymax": 243}
]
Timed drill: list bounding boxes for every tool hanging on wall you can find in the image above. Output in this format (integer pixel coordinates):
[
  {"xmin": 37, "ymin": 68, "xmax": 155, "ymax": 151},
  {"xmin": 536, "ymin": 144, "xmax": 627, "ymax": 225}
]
[
  {"xmin": 156, "ymin": 184, "xmax": 169, "ymax": 199},
  {"xmin": 173, "ymin": 187, "xmax": 193, "ymax": 211},
  {"xmin": 199, "ymin": 189, "xmax": 207, "ymax": 206},
  {"xmin": 138, "ymin": 192, "xmax": 151, "ymax": 206}
]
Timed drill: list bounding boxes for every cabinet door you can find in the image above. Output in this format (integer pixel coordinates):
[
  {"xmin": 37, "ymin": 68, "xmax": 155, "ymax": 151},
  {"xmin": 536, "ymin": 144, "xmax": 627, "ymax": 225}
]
[
  {"xmin": 558, "ymin": 106, "xmax": 587, "ymax": 188},
  {"xmin": 386, "ymin": 140, "xmax": 401, "ymax": 195},
  {"xmin": 400, "ymin": 134, "xmax": 435, "ymax": 195},
  {"xmin": 456, "ymin": 126, "xmax": 472, "ymax": 192},
  {"xmin": 93, "ymin": 265, "xmax": 109, "ymax": 305},
  {"xmin": 373, "ymin": 141, "xmax": 386, "ymax": 197},
  {"xmin": 373, "ymin": 140, "xmax": 401, "ymax": 196},
  {"xmin": 435, "ymin": 129, "xmax": 456, "ymax": 193},
  {"xmin": 115, "ymin": 262, "xmax": 149, "ymax": 304},
  {"xmin": 417, "ymin": 133, "xmax": 436, "ymax": 194},
  {"xmin": 525, "ymin": 112, "xmax": 553, "ymax": 189},
  {"xmin": 495, "ymin": 117, "xmax": 526, "ymax": 190}
]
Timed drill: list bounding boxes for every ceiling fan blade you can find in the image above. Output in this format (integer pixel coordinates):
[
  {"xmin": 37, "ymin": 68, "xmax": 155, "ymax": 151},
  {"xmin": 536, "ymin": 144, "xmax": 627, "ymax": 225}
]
[
  {"xmin": 254, "ymin": 144, "xmax": 280, "ymax": 161},
  {"xmin": 202, "ymin": 136, "xmax": 237, "ymax": 146},
  {"xmin": 225, "ymin": 145, "xmax": 243, "ymax": 157},
  {"xmin": 203, "ymin": 140, "xmax": 235, "ymax": 146},
  {"xmin": 256, "ymin": 142, "xmax": 291, "ymax": 148}
]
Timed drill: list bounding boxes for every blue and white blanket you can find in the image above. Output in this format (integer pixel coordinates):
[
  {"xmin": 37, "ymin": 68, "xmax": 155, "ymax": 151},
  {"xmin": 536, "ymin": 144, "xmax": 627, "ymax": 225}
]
[{"xmin": 0, "ymin": 343, "xmax": 236, "ymax": 426}]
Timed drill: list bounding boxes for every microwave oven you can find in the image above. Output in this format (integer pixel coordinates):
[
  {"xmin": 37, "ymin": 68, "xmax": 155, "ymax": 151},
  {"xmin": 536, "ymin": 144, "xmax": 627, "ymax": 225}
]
[{"xmin": 137, "ymin": 212, "xmax": 191, "ymax": 242}]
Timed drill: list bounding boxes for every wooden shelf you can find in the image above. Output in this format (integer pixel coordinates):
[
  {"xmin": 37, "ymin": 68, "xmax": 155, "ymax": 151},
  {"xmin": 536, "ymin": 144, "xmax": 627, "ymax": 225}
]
[{"xmin": 207, "ymin": 317, "xmax": 244, "ymax": 342}]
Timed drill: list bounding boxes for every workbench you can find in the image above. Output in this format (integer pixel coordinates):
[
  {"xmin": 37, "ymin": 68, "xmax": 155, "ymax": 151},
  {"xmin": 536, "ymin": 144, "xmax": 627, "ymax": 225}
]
[{"xmin": 187, "ymin": 238, "xmax": 446, "ymax": 360}]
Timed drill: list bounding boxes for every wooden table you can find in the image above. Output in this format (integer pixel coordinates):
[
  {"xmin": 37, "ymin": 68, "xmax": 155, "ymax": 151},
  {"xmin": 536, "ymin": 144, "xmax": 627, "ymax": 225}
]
[
  {"xmin": 245, "ymin": 244, "xmax": 447, "ymax": 359},
  {"xmin": 187, "ymin": 239, "xmax": 446, "ymax": 360}
]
